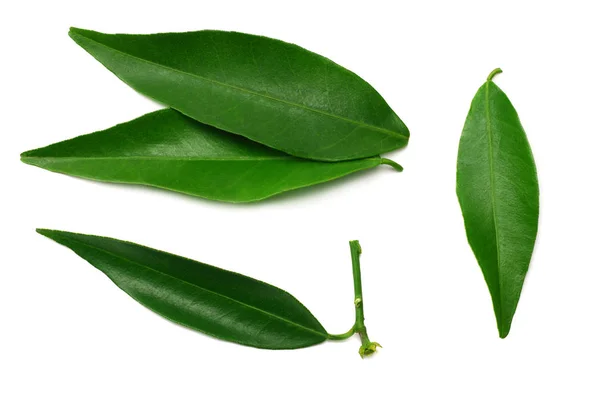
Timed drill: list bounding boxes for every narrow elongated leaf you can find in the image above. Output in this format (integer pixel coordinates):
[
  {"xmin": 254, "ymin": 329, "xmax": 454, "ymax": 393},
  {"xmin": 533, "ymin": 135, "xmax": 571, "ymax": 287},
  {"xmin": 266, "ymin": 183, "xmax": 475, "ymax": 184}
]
[
  {"xmin": 37, "ymin": 229, "xmax": 328, "ymax": 349},
  {"xmin": 456, "ymin": 69, "xmax": 539, "ymax": 338},
  {"xmin": 68, "ymin": 27, "xmax": 409, "ymax": 161},
  {"xmin": 21, "ymin": 109, "xmax": 401, "ymax": 202}
]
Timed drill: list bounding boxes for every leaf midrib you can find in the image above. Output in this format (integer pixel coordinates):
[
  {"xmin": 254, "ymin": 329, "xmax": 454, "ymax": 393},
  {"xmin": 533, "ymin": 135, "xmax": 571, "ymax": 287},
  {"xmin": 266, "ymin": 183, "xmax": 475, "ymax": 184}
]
[
  {"xmin": 485, "ymin": 81, "xmax": 504, "ymax": 324},
  {"xmin": 65, "ymin": 235, "xmax": 328, "ymax": 339},
  {"xmin": 71, "ymin": 30, "xmax": 408, "ymax": 141},
  {"xmin": 23, "ymin": 155, "xmax": 380, "ymax": 163},
  {"xmin": 22, "ymin": 155, "xmax": 295, "ymax": 162}
]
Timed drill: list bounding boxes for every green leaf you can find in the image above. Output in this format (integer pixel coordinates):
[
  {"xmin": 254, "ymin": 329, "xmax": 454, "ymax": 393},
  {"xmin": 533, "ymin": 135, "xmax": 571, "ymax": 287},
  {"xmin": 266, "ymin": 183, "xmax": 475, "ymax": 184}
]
[
  {"xmin": 21, "ymin": 109, "xmax": 401, "ymax": 203},
  {"xmin": 456, "ymin": 69, "xmax": 539, "ymax": 338},
  {"xmin": 37, "ymin": 228, "xmax": 329, "ymax": 349},
  {"xmin": 68, "ymin": 27, "xmax": 409, "ymax": 161}
]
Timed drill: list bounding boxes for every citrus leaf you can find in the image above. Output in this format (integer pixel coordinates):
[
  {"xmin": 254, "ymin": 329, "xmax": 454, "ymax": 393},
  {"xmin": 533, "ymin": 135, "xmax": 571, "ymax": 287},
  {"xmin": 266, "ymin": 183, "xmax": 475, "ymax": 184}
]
[
  {"xmin": 68, "ymin": 27, "xmax": 409, "ymax": 161},
  {"xmin": 456, "ymin": 69, "xmax": 539, "ymax": 338},
  {"xmin": 37, "ymin": 229, "xmax": 329, "ymax": 349},
  {"xmin": 21, "ymin": 109, "xmax": 401, "ymax": 203}
]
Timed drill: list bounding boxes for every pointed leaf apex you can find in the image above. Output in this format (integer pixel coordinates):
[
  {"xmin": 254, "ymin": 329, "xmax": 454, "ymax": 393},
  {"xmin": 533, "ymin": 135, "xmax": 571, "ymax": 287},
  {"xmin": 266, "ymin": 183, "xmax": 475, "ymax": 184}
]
[
  {"xmin": 499, "ymin": 324, "xmax": 511, "ymax": 339},
  {"xmin": 69, "ymin": 27, "xmax": 95, "ymax": 42},
  {"xmin": 69, "ymin": 26, "xmax": 86, "ymax": 34},
  {"xmin": 36, "ymin": 228, "xmax": 53, "ymax": 238}
]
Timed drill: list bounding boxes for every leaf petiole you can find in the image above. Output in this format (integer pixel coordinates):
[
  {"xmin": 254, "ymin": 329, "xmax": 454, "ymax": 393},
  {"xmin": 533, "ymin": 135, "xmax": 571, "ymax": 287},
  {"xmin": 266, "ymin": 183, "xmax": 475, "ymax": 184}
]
[
  {"xmin": 381, "ymin": 158, "xmax": 404, "ymax": 172},
  {"xmin": 487, "ymin": 67, "xmax": 503, "ymax": 81},
  {"xmin": 327, "ymin": 326, "xmax": 356, "ymax": 341}
]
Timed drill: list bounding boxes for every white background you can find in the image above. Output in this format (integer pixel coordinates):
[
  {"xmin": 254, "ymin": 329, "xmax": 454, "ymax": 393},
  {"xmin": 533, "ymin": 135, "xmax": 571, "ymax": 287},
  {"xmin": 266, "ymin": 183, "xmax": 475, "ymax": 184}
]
[{"xmin": 2, "ymin": 0, "xmax": 599, "ymax": 399}]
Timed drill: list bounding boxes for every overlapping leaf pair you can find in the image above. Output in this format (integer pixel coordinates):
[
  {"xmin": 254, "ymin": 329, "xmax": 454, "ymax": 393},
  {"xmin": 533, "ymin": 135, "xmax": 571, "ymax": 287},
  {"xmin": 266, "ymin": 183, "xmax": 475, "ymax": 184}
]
[{"xmin": 21, "ymin": 28, "xmax": 409, "ymax": 202}]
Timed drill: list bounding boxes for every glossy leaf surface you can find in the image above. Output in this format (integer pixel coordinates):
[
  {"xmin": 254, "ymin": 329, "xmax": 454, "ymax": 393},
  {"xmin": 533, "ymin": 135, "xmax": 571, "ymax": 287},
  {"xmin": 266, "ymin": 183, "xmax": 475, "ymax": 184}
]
[
  {"xmin": 456, "ymin": 69, "xmax": 539, "ymax": 338},
  {"xmin": 21, "ymin": 109, "xmax": 399, "ymax": 203},
  {"xmin": 68, "ymin": 27, "xmax": 409, "ymax": 161},
  {"xmin": 37, "ymin": 229, "xmax": 328, "ymax": 349}
]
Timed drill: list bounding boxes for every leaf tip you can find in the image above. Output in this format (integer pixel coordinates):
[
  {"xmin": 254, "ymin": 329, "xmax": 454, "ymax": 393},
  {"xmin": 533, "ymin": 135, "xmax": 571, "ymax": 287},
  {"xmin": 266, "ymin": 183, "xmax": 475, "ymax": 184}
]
[
  {"xmin": 36, "ymin": 228, "xmax": 54, "ymax": 238},
  {"xmin": 498, "ymin": 322, "xmax": 511, "ymax": 339},
  {"xmin": 487, "ymin": 68, "xmax": 503, "ymax": 82},
  {"xmin": 20, "ymin": 146, "xmax": 38, "ymax": 159},
  {"xmin": 68, "ymin": 27, "xmax": 93, "ymax": 42},
  {"xmin": 68, "ymin": 26, "xmax": 83, "ymax": 36},
  {"xmin": 20, "ymin": 149, "xmax": 44, "ymax": 167},
  {"xmin": 68, "ymin": 26, "xmax": 79, "ymax": 38},
  {"xmin": 36, "ymin": 229, "xmax": 70, "ymax": 243}
]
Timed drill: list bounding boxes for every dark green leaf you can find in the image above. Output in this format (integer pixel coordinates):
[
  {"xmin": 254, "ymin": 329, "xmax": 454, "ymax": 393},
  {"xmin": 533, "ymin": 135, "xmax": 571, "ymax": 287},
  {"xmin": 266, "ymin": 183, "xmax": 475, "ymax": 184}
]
[
  {"xmin": 37, "ymin": 229, "xmax": 329, "ymax": 349},
  {"xmin": 68, "ymin": 27, "xmax": 409, "ymax": 161},
  {"xmin": 21, "ymin": 109, "xmax": 401, "ymax": 203},
  {"xmin": 456, "ymin": 69, "xmax": 539, "ymax": 338}
]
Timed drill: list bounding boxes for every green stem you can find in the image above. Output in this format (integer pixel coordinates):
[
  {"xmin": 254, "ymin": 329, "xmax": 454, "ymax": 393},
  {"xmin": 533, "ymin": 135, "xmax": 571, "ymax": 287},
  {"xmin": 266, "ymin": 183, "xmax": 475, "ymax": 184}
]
[
  {"xmin": 350, "ymin": 240, "xmax": 381, "ymax": 357},
  {"xmin": 487, "ymin": 67, "xmax": 503, "ymax": 81},
  {"xmin": 326, "ymin": 240, "xmax": 380, "ymax": 357},
  {"xmin": 327, "ymin": 326, "xmax": 356, "ymax": 340},
  {"xmin": 381, "ymin": 158, "xmax": 404, "ymax": 172},
  {"xmin": 350, "ymin": 240, "xmax": 381, "ymax": 358},
  {"xmin": 350, "ymin": 240, "xmax": 365, "ymax": 332}
]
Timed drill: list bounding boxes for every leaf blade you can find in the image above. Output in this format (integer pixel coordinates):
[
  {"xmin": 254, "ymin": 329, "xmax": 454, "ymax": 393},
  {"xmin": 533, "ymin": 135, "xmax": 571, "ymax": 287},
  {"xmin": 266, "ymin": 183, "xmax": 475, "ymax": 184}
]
[
  {"xmin": 37, "ymin": 228, "xmax": 328, "ymax": 349},
  {"xmin": 456, "ymin": 71, "xmax": 539, "ymax": 338},
  {"xmin": 21, "ymin": 109, "xmax": 395, "ymax": 202},
  {"xmin": 68, "ymin": 27, "xmax": 409, "ymax": 161}
]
